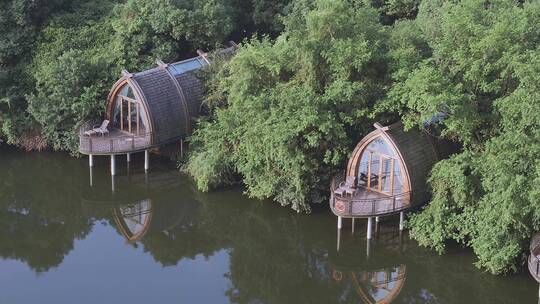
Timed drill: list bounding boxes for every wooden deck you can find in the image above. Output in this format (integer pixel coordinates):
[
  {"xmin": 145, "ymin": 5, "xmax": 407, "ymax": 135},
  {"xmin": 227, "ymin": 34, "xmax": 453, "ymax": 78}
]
[
  {"xmin": 330, "ymin": 175, "xmax": 411, "ymax": 218},
  {"xmin": 529, "ymin": 234, "xmax": 540, "ymax": 283},
  {"xmin": 79, "ymin": 128, "xmax": 152, "ymax": 155}
]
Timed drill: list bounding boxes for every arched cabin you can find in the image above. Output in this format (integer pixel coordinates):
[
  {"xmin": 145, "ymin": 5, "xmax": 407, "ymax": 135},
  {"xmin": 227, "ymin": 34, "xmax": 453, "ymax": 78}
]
[
  {"xmin": 330, "ymin": 122, "xmax": 454, "ymax": 220},
  {"xmin": 79, "ymin": 44, "xmax": 236, "ymax": 156}
]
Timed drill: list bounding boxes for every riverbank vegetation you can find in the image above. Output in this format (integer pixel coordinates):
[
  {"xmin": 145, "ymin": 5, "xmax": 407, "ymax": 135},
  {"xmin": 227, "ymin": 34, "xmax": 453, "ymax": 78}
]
[{"xmin": 1, "ymin": 0, "xmax": 540, "ymax": 274}]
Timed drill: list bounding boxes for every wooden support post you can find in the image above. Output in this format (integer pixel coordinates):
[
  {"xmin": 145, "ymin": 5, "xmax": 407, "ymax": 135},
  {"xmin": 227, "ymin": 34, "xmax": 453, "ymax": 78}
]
[
  {"xmin": 180, "ymin": 139, "xmax": 184, "ymax": 159},
  {"xmin": 89, "ymin": 166, "xmax": 93, "ymax": 187},
  {"xmin": 336, "ymin": 229, "xmax": 341, "ymax": 252},
  {"xmin": 89, "ymin": 154, "xmax": 94, "ymax": 167},
  {"xmin": 399, "ymin": 211, "xmax": 405, "ymax": 231},
  {"xmin": 136, "ymin": 103, "xmax": 140, "ymax": 135},
  {"xmin": 126, "ymin": 153, "xmax": 131, "ymax": 162},
  {"xmin": 144, "ymin": 150, "xmax": 149, "ymax": 171},
  {"xmin": 110, "ymin": 155, "xmax": 116, "ymax": 176},
  {"xmin": 367, "ymin": 217, "xmax": 373, "ymax": 240},
  {"xmin": 120, "ymin": 98, "xmax": 124, "ymax": 131},
  {"xmin": 111, "ymin": 174, "xmax": 115, "ymax": 193},
  {"xmin": 375, "ymin": 216, "xmax": 380, "ymax": 237},
  {"xmin": 337, "ymin": 216, "xmax": 342, "ymax": 230},
  {"xmin": 351, "ymin": 218, "xmax": 355, "ymax": 234},
  {"xmin": 128, "ymin": 101, "xmax": 132, "ymax": 133}
]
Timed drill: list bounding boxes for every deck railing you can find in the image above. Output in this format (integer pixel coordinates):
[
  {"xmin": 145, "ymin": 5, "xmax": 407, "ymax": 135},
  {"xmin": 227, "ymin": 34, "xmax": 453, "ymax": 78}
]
[
  {"xmin": 528, "ymin": 234, "xmax": 540, "ymax": 283},
  {"xmin": 330, "ymin": 173, "xmax": 411, "ymax": 217},
  {"xmin": 78, "ymin": 122, "xmax": 152, "ymax": 154}
]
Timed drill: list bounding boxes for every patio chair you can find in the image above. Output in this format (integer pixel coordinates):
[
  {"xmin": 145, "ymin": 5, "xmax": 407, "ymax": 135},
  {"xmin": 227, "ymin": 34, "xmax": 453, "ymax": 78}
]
[
  {"xmin": 84, "ymin": 120, "xmax": 110, "ymax": 137},
  {"xmin": 334, "ymin": 176, "xmax": 358, "ymax": 197}
]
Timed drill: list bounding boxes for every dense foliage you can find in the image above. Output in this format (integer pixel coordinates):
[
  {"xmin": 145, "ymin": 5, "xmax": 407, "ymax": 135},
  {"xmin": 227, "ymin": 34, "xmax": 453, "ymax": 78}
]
[
  {"xmin": 186, "ymin": 1, "xmax": 392, "ymax": 212},
  {"xmin": 187, "ymin": 0, "xmax": 540, "ymax": 274},
  {"xmin": 400, "ymin": 0, "xmax": 540, "ymax": 274},
  {"xmin": 2, "ymin": 0, "xmax": 540, "ymax": 274},
  {"xmin": 0, "ymin": 0, "xmax": 291, "ymax": 152}
]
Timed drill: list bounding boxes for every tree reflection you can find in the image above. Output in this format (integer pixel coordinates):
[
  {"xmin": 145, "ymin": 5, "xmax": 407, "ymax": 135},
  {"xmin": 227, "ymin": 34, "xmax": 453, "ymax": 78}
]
[
  {"xmin": 0, "ymin": 149, "xmax": 534, "ymax": 303},
  {"xmin": 0, "ymin": 149, "xmax": 93, "ymax": 272}
]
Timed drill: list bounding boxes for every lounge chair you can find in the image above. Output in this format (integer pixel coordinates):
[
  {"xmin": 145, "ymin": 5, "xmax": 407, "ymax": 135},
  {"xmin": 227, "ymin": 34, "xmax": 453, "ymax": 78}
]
[
  {"xmin": 84, "ymin": 120, "xmax": 110, "ymax": 137},
  {"xmin": 334, "ymin": 176, "xmax": 358, "ymax": 197}
]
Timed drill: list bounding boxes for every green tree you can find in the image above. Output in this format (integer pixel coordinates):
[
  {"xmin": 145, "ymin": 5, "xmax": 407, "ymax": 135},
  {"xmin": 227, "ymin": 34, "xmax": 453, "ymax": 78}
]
[
  {"xmin": 186, "ymin": 0, "xmax": 391, "ymax": 212},
  {"xmin": 387, "ymin": 0, "xmax": 540, "ymax": 274}
]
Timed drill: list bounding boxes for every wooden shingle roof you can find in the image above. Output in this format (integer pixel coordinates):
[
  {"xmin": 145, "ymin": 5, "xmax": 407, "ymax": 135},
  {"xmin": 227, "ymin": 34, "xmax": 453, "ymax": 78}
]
[{"xmin": 384, "ymin": 123, "xmax": 440, "ymax": 206}]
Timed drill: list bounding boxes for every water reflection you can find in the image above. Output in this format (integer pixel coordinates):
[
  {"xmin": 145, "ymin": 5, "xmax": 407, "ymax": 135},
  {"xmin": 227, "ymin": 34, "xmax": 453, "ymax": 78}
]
[
  {"xmin": 113, "ymin": 199, "xmax": 153, "ymax": 243},
  {"xmin": 0, "ymin": 147, "xmax": 537, "ymax": 304},
  {"xmin": 331, "ymin": 265, "xmax": 406, "ymax": 304}
]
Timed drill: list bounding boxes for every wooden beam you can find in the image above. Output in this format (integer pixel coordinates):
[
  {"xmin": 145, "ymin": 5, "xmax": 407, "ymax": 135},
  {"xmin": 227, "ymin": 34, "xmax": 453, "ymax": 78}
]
[
  {"xmin": 367, "ymin": 152, "xmax": 372, "ymax": 190},
  {"xmin": 156, "ymin": 59, "xmax": 167, "ymax": 68},
  {"xmin": 136, "ymin": 103, "xmax": 140, "ymax": 135},
  {"xmin": 378, "ymin": 156, "xmax": 383, "ymax": 192},
  {"xmin": 128, "ymin": 101, "xmax": 131, "ymax": 133},
  {"xmin": 373, "ymin": 122, "xmax": 390, "ymax": 132},
  {"xmin": 390, "ymin": 159, "xmax": 395, "ymax": 195},
  {"xmin": 118, "ymin": 95, "xmax": 137, "ymax": 103},
  {"xmin": 197, "ymin": 49, "xmax": 210, "ymax": 65},
  {"xmin": 120, "ymin": 98, "xmax": 124, "ymax": 131},
  {"xmin": 121, "ymin": 70, "xmax": 133, "ymax": 78}
]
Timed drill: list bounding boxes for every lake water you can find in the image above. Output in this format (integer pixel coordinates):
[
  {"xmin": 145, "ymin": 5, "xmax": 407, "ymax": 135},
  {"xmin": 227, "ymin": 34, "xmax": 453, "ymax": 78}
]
[{"xmin": 0, "ymin": 147, "xmax": 536, "ymax": 303}]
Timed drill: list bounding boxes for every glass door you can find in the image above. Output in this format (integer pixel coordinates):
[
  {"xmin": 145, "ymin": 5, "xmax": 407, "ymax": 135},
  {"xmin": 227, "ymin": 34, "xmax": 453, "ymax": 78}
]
[{"xmin": 367, "ymin": 152, "xmax": 397, "ymax": 196}]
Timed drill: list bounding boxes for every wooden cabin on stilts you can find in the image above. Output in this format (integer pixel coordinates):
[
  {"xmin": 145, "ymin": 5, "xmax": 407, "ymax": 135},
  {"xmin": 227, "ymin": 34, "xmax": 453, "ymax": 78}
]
[
  {"xmin": 79, "ymin": 43, "xmax": 237, "ymax": 175},
  {"xmin": 330, "ymin": 121, "xmax": 455, "ymax": 249}
]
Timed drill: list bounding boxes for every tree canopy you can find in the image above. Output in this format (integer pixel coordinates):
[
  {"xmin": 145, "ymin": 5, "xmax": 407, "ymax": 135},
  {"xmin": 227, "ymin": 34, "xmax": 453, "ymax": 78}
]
[{"xmin": 186, "ymin": 0, "xmax": 392, "ymax": 212}]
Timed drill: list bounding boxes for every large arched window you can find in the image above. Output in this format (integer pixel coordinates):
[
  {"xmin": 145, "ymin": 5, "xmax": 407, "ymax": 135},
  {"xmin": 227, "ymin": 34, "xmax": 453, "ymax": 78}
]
[
  {"xmin": 357, "ymin": 136, "xmax": 404, "ymax": 195},
  {"xmin": 110, "ymin": 83, "xmax": 150, "ymax": 135}
]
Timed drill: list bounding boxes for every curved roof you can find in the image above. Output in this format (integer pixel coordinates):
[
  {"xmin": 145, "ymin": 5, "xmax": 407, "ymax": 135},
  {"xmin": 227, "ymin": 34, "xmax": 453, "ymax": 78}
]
[
  {"xmin": 107, "ymin": 44, "xmax": 237, "ymax": 146},
  {"xmin": 347, "ymin": 122, "xmax": 444, "ymax": 207}
]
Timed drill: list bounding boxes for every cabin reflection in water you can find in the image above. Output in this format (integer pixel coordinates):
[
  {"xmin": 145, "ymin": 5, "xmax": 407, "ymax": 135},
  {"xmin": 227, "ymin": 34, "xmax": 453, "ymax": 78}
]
[
  {"xmin": 332, "ymin": 265, "xmax": 406, "ymax": 304},
  {"xmin": 331, "ymin": 222, "xmax": 409, "ymax": 303},
  {"xmin": 113, "ymin": 199, "xmax": 153, "ymax": 243}
]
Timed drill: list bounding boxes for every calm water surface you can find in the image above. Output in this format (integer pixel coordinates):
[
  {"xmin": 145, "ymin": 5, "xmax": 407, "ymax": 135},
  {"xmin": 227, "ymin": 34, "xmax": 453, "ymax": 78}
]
[{"xmin": 0, "ymin": 147, "xmax": 536, "ymax": 303}]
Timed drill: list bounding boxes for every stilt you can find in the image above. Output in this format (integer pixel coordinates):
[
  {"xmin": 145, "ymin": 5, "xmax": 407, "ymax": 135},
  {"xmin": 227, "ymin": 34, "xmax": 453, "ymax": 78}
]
[
  {"xmin": 111, "ymin": 175, "xmax": 115, "ymax": 193},
  {"xmin": 367, "ymin": 217, "xmax": 373, "ymax": 240},
  {"xmin": 375, "ymin": 216, "xmax": 380, "ymax": 223},
  {"xmin": 126, "ymin": 153, "xmax": 131, "ymax": 162},
  {"xmin": 144, "ymin": 170, "xmax": 149, "ymax": 190},
  {"xmin": 144, "ymin": 150, "xmax": 149, "ymax": 171},
  {"xmin": 89, "ymin": 166, "xmax": 93, "ymax": 187},
  {"xmin": 110, "ymin": 155, "xmax": 116, "ymax": 176},
  {"xmin": 399, "ymin": 211, "xmax": 405, "ymax": 231},
  {"xmin": 89, "ymin": 154, "xmax": 94, "ymax": 167},
  {"xmin": 337, "ymin": 228, "xmax": 341, "ymax": 252},
  {"xmin": 180, "ymin": 139, "xmax": 184, "ymax": 159},
  {"xmin": 399, "ymin": 230, "xmax": 404, "ymax": 252},
  {"xmin": 337, "ymin": 216, "xmax": 342, "ymax": 230},
  {"xmin": 351, "ymin": 218, "xmax": 355, "ymax": 234},
  {"xmin": 366, "ymin": 238, "xmax": 371, "ymax": 259}
]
